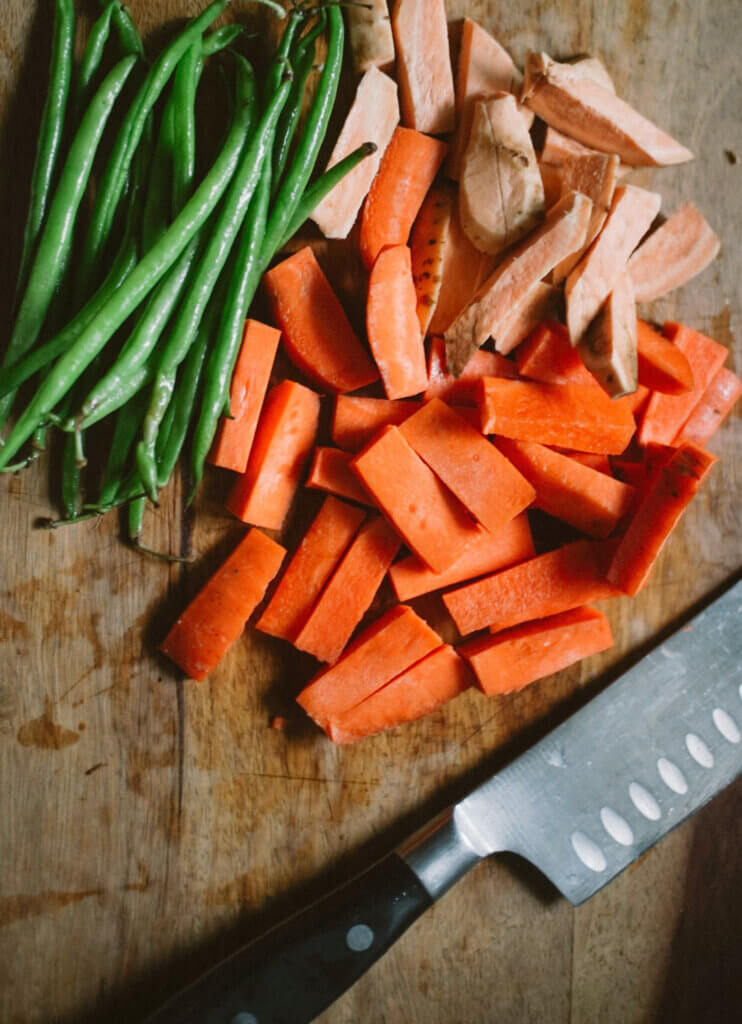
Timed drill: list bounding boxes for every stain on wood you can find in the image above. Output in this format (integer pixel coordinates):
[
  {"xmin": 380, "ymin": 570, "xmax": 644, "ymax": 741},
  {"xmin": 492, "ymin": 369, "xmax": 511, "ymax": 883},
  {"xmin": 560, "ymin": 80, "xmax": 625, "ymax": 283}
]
[{"xmin": 0, "ymin": 1, "xmax": 740, "ymax": 1023}]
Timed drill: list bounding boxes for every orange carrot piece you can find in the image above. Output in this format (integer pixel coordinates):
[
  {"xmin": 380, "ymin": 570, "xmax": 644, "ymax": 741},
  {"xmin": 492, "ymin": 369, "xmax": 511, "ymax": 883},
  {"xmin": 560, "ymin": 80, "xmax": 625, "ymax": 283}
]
[
  {"xmin": 326, "ymin": 645, "xmax": 472, "ymax": 744},
  {"xmin": 607, "ymin": 443, "xmax": 717, "ymax": 596},
  {"xmin": 351, "ymin": 425, "xmax": 481, "ymax": 573},
  {"xmin": 424, "ymin": 335, "xmax": 517, "ymax": 404},
  {"xmin": 628, "ymin": 202, "xmax": 720, "ymax": 303},
  {"xmin": 391, "ymin": 0, "xmax": 455, "ymax": 135},
  {"xmin": 637, "ymin": 322, "xmax": 728, "ymax": 446},
  {"xmin": 496, "ymin": 437, "xmax": 635, "ymax": 538},
  {"xmin": 263, "ymin": 247, "xmax": 378, "ymax": 393},
  {"xmin": 443, "ymin": 539, "xmax": 621, "ymax": 635},
  {"xmin": 311, "ymin": 66, "xmax": 399, "ymax": 240},
  {"xmin": 558, "ymin": 450, "xmax": 612, "ymax": 475},
  {"xmin": 400, "ymin": 399, "xmax": 535, "ymax": 534},
  {"xmin": 675, "ymin": 367, "xmax": 742, "ymax": 445},
  {"xmin": 306, "ymin": 447, "xmax": 373, "ymax": 505},
  {"xmin": 622, "ymin": 383, "xmax": 650, "ymax": 418},
  {"xmin": 160, "ymin": 529, "xmax": 286, "ymax": 681},
  {"xmin": 296, "ymin": 604, "xmax": 443, "ymax": 727},
  {"xmin": 515, "ymin": 321, "xmax": 597, "ymax": 386},
  {"xmin": 636, "ymin": 319, "xmax": 693, "ymax": 395},
  {"xmin": 479, "ymin": 378, "xmax": 636, "ymax": 454},
  {"xmin": 389, "ymin": 512, "xmax": 534, "ymax": 601},
  {"xmin": 226, "ymin": 380, "xmax": 320, "ymax": 530},
  {"xmin": 410, "ymin": 183, "xmax": 454, "ymax": 334},
  {"xmin": 209, "ymin": 319, "xmax": 281, "ymax": 473},
  {"xmin": 428, "ymin": 202, "xmax": 491, "ymax": 335},
  {"xmin": 360, "ymin": 126, "xmax": 448, "ymax": 269},
  {"xmin": 294, "ymin": 517, "xmax": 402, "ymax": 664},
  {"xmin": 256, "ymin": 496, "xmax": 366, "ymax": 642},
  {"xmin": 449, "ymin": 18, "xmax": 520, "ymax": 179},
  {"xmin": 460, "ymin": 606, "xmax": 613, "ymax": 695},
  {"xmin": 366, "ymin": 245, "xmax": 428, "ymax": 399},
  {"xmin": 332, "ymin": 395, "xmax": 422, "ymax": 451}
]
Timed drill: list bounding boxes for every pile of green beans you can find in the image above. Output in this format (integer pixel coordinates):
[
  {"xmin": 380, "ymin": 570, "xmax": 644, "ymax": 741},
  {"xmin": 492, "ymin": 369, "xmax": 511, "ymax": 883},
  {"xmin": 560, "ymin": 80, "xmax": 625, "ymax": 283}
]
[{"xmin": 1, "ymin": 0, "xmax": 376, "ymax": 558}]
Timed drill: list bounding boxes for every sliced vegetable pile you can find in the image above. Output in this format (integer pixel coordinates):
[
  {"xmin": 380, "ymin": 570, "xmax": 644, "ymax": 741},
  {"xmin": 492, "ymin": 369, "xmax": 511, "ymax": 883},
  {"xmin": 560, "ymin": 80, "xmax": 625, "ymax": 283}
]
[{"xmin": 5, "ymin": 2, "xmax": 740, "ymax": 745}]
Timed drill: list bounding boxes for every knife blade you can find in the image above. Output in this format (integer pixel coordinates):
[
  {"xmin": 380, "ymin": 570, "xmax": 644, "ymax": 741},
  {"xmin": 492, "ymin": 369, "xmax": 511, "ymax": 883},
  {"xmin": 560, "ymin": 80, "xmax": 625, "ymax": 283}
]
[{"xmin": 146, "ymin": 578, "xmax": 742, "ymax": 1024}]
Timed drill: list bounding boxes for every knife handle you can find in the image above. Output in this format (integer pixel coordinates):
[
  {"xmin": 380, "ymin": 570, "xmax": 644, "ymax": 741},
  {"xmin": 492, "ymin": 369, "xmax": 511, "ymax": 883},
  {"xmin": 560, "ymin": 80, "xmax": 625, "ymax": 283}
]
[{"xmin": 146, "ymin": 814, "xmax": 482, "ymax": 1024}]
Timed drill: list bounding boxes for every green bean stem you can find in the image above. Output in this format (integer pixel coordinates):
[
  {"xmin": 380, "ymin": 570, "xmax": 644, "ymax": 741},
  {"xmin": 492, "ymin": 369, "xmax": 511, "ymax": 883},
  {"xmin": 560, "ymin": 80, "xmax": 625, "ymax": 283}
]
[
  {"xmin": 0, "ymin": 56, "xmax": 137, "ymax": 432},
  {"xmin": 0, "ymin": 57, "xmax": 257, "ymax": 470},
  {"xmin": 15, "ymin": 0, "xmax": 75, "ymax": 298},
  {"xmin": 76, "ymin": 0, "xmax": 229, "ymax": 299},
  {"xmin": 97, "ymin": 389, "xmax": 149, "ymax": 508},
  {"xmin": 136, "ymin": 69, "xmax": 291, "ymax": 502},
  {"xmin": 74, "ymin": 1, "xmax": 118, "ymax": 122},
  {"xmin": 107, "ymin": 1, "xmax": 145, "ymax": 59},
  {"xmin": 260, "ymin": 5, "xmax": 344, "ymax": 265},
  {"xmin": 277, "ymin": 140, "xmax": 377, "ymax": 249}
]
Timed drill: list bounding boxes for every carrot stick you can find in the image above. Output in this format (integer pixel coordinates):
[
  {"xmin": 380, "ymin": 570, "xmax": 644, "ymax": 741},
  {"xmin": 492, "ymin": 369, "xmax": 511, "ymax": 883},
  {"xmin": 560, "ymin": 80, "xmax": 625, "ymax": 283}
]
[
  {"xmin": 226, "ymin": 380, "xmax": 320, "ymax": 530},
  {"xmin": 636, "ymin": 319, "xmax": 693, "ymax": 395},
  {"xmin": 443, "ymin": 538, "xmax": 621, "ymax": 635},
  {"xmin": 209, "ymin": 319, "xmax": 281, "ymax": 473},
  {"xmin": 160, "ymin": 529, "xmax": 286, "ymax": 681},
  {"xmin": 460, "ymin": 606, "xmax": 613, "ymax": 695},
  {"xmin": 256, "ymin": 496, "xmax": 366, "ymax": 643},
  {"xmin": 306, "ymin": 447, "xmax": 373, "ymax": 505},
  {"xmin": 400, "ymin": 399, "xmax": 535, "ymax": 534},
  {"xmin": 332, "ymin": 395, "xmax": 422, "ymax": 451},
  {"xmin": 558, "ymin": 450, "xmax": 612, "ymax": 475},
  {"xmin": 478, "ymin": 378, "xmax": 636, "ymax": 454},
  {"xmin": 263, "ymin": 246, "xmax": 378, "ymax": 393},
  {"xmin": 296, "ymin": 604, "xmax": 443, "ymax": 727},
  {"xmin": 389, "ymin": 512, "xmax": 534, "ymax": 602},
  {"xmin": 674, "ymin": 367, "xmax": 742, "ymax": 445},
  {"xmin": 515, "ymin": 321, "xmax": 597, "ymax": 386},
  {"xmin": 366, "ymin": 245, "xmax": 428, "ymax": 399},
  {"xmin": 351, "ymin": 425, "xmax": 481, "ymax": 573},
  {"xmin": 294, "ymin": 517, "xmax": 402, "ymax": 664},
  {"xmin": 637, "ymin": 322, "xmax": 728, "ymax": 446},
  {"xmin": 496, "ymin": 437, "xmax": 635, "ymax": 538},
  {"xmin": 607, "ymin": 443, "xmax": 717, "ymax": 596},
  {"xmin": 391, "ymin": 0, "xmax": 455, "ymax": 135},
  {"xmin": 424, "ymin": 335, "xmax": 517, "ymax": 405},
  {"xmin": 326, "ymin": 645, "xmax": 472, "ymax": 744},
  {"xmin": 359, "ymin": 126, "xmax": 448, "ymax": 269}
]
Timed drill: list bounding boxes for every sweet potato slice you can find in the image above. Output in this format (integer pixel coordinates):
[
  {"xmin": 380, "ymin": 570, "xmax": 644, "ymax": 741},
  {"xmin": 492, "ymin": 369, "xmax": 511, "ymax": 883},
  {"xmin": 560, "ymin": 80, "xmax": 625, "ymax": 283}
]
[
  {"xmin": 551, "ymin": 153, "xmax": 620, "ymax": 282},
  {"xmin": 392, "ymin": 0, "xmax": 455, "ymax": 134},
  {"xmin": 674, "ymin": 367, "xmax": 742, "ymax": 446},
  {"xmin": 410, "ymin": 183, "xmax": 454, "ymax": 334},
  {"xmin": 628, "ymin": 202, "xmax": 721, "ymax": 303},
  {"xmin": 428, "ymin": 202, "xmax": 492, "ymax": 336},
  {"xmin": 565, "ymin": 185, "xmax": 661, "ymax": 344},
  {"xmin": 346, "ymin": 0, "xmax": 395, "ymax": 74},
  {"xmin": 311, "ymin": 67, "xmax": 399, "ymax": 240},
  {"xmin": 578, "ymin": 271, "xmax": 638, "ymax": 397},
  {"xmin": 495, "ymin": 282, "xmax": 562, "ymax": 355},
  {"xmin": 445, "ymin": 190, "xmax": 592, "ymax": 373},
  {"xmin": 522, "ymin": 52, "xmax": 693, "ymax": 166},
  {"xmin": 459, "ymin": 94, "xmax": 544, "ymax": 256}
]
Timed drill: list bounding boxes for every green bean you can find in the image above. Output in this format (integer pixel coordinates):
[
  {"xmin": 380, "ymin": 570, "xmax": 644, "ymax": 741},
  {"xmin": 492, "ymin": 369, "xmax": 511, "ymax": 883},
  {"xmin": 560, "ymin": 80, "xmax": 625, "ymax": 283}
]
[
  {"xmin": 76, "ymin": 0, "xmax": 229, "ymax": 299},
  {"xmin": 265, "ymin": 7, "xmax": 303, "ymax": 95},
  {"xmin": 190, "ymin": 171, "xmax": 272, "ymax": 494},
  {"xmin": 260, "ymin": 5, "xmax": 344, "ymax": 265},
  {"xmin": 277, "ymin": 140, "xmax": 377, "ymax": 249},
  {"xmin": 106, "ymin": 1, "xmax": 145, "ymax": 59},
  {"xmin": 136, "ymin": 68, "xmax": 291, "ymax": 502},
  {"xmin": 272, "ymin": 10, "xmax": 327, "ymax": 192},
  {"xmin": 15, "ymin": 0, "xmax": 75, "ymax": 298},
  {"xmin": 141, "ymin": 103, "xmax": 175, "ymax": 253},
  {"xmin": 74, "ymin": 1, "xmax": 118, "ymax": 122},
  {"xmin": 172, "ymin": 43, "xmax": 203, "ymax": 215},
  {"xmin": 97, "ymin": 389, "xmax": 149, "ymax": 507},
  {"xmin": 61, "ymin": 430, "xmax": 81, "ymax": 520},
  {"xmin": 0, "ymin": 57, "xmax": 257, "ymax": 470},
  {"xmin": 0, "ymin": 56, "xmax": 137, "ymax": 433},
  {"xmin": 77, "ymin": 359, "xmax": 152, "ymax": 430},
  {"xmin": 202, "ymin": 24, "xmax": 245, "ymax": 56}
]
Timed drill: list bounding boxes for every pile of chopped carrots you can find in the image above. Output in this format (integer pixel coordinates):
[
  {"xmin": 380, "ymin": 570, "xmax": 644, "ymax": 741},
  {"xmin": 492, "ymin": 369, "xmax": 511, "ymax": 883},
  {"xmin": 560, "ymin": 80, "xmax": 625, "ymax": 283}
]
[{"xmin": 160, "ymin": 1, "xmax": 740, "ymax": 745}]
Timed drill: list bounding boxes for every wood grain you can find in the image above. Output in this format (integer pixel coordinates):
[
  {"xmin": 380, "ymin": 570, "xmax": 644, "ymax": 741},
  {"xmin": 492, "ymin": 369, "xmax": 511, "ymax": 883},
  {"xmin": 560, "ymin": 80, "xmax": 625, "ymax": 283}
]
[{"xmin": 1, "ymin": 2, "xmax": 740, "ymax": 1022}]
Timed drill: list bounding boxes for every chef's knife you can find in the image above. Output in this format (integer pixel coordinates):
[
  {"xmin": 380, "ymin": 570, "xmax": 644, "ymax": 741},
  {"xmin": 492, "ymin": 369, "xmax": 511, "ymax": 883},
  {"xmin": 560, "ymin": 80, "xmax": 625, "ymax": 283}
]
[{"xmin": 147, "ymin": 578, "xmax": 742, "ymax": 1024}]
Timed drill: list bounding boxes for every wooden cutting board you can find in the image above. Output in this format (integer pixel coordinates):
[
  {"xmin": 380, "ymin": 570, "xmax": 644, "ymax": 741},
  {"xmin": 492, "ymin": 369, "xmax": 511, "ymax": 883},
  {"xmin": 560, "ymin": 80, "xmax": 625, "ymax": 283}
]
[{"xmin": 1, "ymin": 2, "xmax": 740, "ymax": 1021}]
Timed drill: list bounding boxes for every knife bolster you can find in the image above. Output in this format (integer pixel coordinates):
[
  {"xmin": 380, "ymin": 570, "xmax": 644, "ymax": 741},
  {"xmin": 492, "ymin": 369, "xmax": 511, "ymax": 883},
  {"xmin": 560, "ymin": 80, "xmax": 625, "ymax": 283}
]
[{"xmin": 399, "ymin": 808, "xmax": 485, "ymax": 900}]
